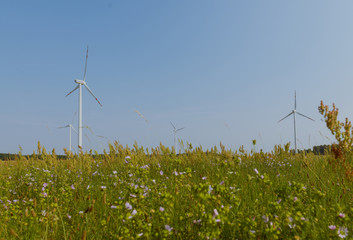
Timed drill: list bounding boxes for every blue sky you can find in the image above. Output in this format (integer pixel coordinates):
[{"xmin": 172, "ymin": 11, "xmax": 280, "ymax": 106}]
[{"xmin": 1, "ymin": 1, "xmax": 353, "ymax": 154}]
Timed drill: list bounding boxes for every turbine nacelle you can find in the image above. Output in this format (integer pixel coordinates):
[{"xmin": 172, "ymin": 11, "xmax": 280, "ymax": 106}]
[{"xmin": 74, "ymin": 79, "xmax": 85, "ymax": 84}]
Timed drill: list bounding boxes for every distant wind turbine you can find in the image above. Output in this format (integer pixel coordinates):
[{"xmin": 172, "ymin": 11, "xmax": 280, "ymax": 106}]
[
  {"xmin": 278, "ymin": 91, "xmax": 314, "ymax": 153},
  {"xmin": 66, "ymin": 46, "xmax": 102, "ymax": 150},
  {"xmin": 58, "ymin": 112, "xmax": 77, "ymax": 152},
  {"xmin": 171, "ymin": 122, "xmax": 185, "ymax": 153}
]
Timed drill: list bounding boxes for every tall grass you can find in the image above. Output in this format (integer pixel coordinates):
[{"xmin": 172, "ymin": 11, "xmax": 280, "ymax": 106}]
[{"xmin": 0, "ymin": 141, "xmax": 352, "ymax": 239}]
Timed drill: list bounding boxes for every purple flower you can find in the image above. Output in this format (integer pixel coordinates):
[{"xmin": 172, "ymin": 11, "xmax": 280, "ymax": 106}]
[
  {"xmin": 159, "ymin": 207, "xmax": 164, "ymax": 212},
  {"xmin": 339, "ymin": 213, "xmax": 345, "ymax": 218},
  {"xmin": 111, "ymin": 205, "xmax": 117, "ymax": 209},
  {"xmin": 160, "ymin": 170, "xmax": 164, "ymax": 176},
  {"xmin": 132, "ymin": 209, "xmax": 137, "ymax": 215},
  {"xmin": 165, "ymin": 225, "xmax": 173, "ymax": 231},
  {"xmin": 254, "ymin": 168, "xmax": 259, "ymax": 174},
  {"xmin": 329, "ymin": 225, "xmax": 336, "ymax": 230},
  {"xmin": 71, "ymin": 184, "xmax": 75, "ymax": 190},
  {"xmin": 213, "ymin": 209, "xmax": 219, "ymax": 217},
  {"xmin": 202, "ymin": 177, "xmax": 207, "ymax": 180},
  {"xmin": 125, "ymin": 202, "xmax": 132, "ymax": 210}
]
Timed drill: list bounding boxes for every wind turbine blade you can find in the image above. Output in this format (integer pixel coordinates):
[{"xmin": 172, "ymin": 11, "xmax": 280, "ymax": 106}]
[
  {"xmin": 170, "ymin": 122, "xmax": 176, "ymax": 130},
  {"xmin": 83, "ymin": 46, "xmax": 88, "ymax": 81},
  {"xmin": 278, "ymin": 112, "xmax": 293, "ymax": 123},
  {"xmin": 58, "ymin": 125, "xmax": 70, "ymax": 129},
  {"xmin": 83, "ymin": 83, "xmax": 102, "ymax": 106},
  {"xmin": 65, "ymin": 85, "xmax": 79, "ymax": 97},
  {"xmin": 71, "ymin": 112, "xmax": 77, "ymax": 124},
  {"xmin": 296, "ymin": 112, "xmax": 315, "ymax": 121},
  {"xmin": 71, "ymin": 126, "xmax": 78, "ymax": 134},
  {"xmin": 294, "ymin": 90, "xmax": 297, "ymax": 110},
  {"xmin": 176, "ymin": 127, "xmax": 185, "ymax": 132}
]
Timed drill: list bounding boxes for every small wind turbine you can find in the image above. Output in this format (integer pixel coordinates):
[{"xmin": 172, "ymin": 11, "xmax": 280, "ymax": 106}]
[
  {"xmin": 171, "ymin": 122, "xmax": 185, "ymax": 153},
  {"xmin": 58, "ymin": 112, "xmax": 77, "ymax": 152},
  {"xmin": 66, "ymin": 46, "xmax": 102, "ymax": 150},
  {"xmin": 58, "ymin": 124, "xmax": 77, "ymax": 152},
  {"xmin": 278, "ymin": 91, "xmax": 314, "ymax": 153}
]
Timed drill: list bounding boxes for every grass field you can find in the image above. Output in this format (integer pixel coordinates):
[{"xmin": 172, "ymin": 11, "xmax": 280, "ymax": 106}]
[{"xmin": 0, "ymin": 142, "xmax": 352, "ymax": 239}]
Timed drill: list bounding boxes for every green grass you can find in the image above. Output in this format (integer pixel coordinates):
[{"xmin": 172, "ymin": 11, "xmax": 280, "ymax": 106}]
[{"xmin": 0, "ymin": 142, "xmax": 352, "ymax": 239}]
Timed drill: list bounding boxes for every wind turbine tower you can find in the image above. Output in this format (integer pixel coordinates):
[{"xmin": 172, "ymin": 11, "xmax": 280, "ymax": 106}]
[
  {"xmin": 278, "ymin": 91, "xmax": 314, "ymax": 153},
  {"xmin": 171, "ymin": 122, "xmax": 185, "ymax": 153},
  {"xmin": 66, "ymin": 47, "xmax": 102, "ymax": 150}
]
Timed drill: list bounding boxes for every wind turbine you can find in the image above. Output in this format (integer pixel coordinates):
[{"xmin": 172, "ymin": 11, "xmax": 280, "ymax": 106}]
[
  {"xmin": 58, "ymin": 124, "xmax": 77, "ymax": 152},
  {"xmin": 58, "ymin": 112, "xmax": 78, "ymax": 152},
  {"xmin": 171, "ymin": 122, "xmax": 185, "ymax": 153},
  {"xmin": 278, "ymin": 91, "xmax": 314, "ymax": 153},
  {"xmin": 66, "ymin": 47, "xmax": 102, "ymax": 150}
]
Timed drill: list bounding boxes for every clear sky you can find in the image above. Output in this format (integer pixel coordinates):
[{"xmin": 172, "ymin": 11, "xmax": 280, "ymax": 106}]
[{"xmin": 1, "ymin": 1, "xmax": 353, "ymax": 154}]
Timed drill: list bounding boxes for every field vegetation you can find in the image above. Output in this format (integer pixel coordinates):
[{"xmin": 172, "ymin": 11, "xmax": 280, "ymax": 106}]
[{"xmin": 0, "ymin": 102, "xmax": 352, "ymax": 239}]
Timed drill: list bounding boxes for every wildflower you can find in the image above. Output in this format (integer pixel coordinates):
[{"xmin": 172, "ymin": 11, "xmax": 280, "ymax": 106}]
[
  {"xmin": 249, "ymin": 230, "xmax": 256, "ymax": 234},
  {"xmin": 338, "ymin": 227, "xmax": 348, "ymax": 238},
  {"xmin": 79, "ymin": 211, "xmax": 84, "ymax": 214},
  {"xmin": 111, "ymin": 205, "xmax": 117, "ymax": 209},
  {"xmin": 71, "ymin": 184, "xmax": 75, "ymax": 190},
  {"xmin": 138, "ymin": 233, "xmax": 143, "ymax": 237},
  {"xmin": 208, "ymin": 185, "xmax": 213, "ymax": 194},
  {"xmin": 202, "ymin": 177, "xmax": 207, "ymax": 180},
  {"xmin": 329, "ymin": 225, "xmax": 336, "ymax": 230},
  {"xmin": 113, "ymin": 171, "xmax": 117, "ymax": 175},
  {"xmin": 125, "ymin": 202, "xmax": 132, "ymax": 210},
  {"xmin": 67, "ymin": 214, "xmax": 71, "ymax": 219},
  {"xmin": 213, "ymin": 209, "xmax": 219, "ymax": 217},
  {"xmin": 132, "ymin": 209, "xmax": 137, "ymax": 215},
  {"xmin": 160, "ymin": 170, "xmax": 164, "ymax": 175},
  {"xmin": 219, "ymin": 181, "xmax": 224, "ymax": 185},
  {"xmin": 262, "ymin": 215, "xmax": 269, "ymax": 223},
  {"xmin": 254, "ymin": 168, "xmax": 259, "ymax": 174},
  {"xmin": 261, "ymin": 175, "xmax": 264, "ymax": 179},
  {"xmin": 293, "ymin": 197, "xmax": 298, "ymax": 202},
  {"xmin": 87, "ymin": 185, "xmax": 90, "ymax": 190},
  {"xmin": 159, "ymin": 207, "xmax": 164, "ymax": 212},
  {"xmin": 339, "ymin": 213, "xmax": 345, "ymax": 218},
  {"xmin": 101, "ymin": 186, "xmax": 106, "ymax": 189},
  {"xmin": 130, "ymin": 194, "xmax": 136, "ymax": 198},
  {"xmin": 42, "ymin": 210, "xmax": 46, "ymax": 216},
  {"xmin": 215, "ymin": 219, "xmax": 221, "ymax": 223},
  {"xmin": 165, "ymin": 225, "xmax": 173, "ymax": 231},
  {"xmin": 174, "ymin": 171, "xmax": 179, "ymax": 176}
]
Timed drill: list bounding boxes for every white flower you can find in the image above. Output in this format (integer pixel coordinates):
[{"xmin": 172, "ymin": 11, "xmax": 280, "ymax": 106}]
[
  {"xmin": 208, "ymin": 185, "xmax": 213, "ymax": 194},
  {"xmin": 338, "ymin": 226, "xmax": 348, "ymax": 238}
]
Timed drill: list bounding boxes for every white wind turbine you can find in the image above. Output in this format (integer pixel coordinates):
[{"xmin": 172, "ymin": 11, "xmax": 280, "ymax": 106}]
[
  {"xmin": 171, "ymin": 122, "xmax": 185, "ymax": 153},
  {"xmin": 58, "ymin": 122, "xmax": 77, "ymax": 152},
  {"xmin": 278, "ymin": 91, "xmax": 314, "ymax": 153},
  {"xmin": 66, "ymin": 47, "xmax": 102, "ymax": 150}
]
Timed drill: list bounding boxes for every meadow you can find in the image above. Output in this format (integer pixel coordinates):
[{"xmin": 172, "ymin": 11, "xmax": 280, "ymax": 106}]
[{"xmin": 0, "ymin": 141, "xmax": 352, "ymax": 239}]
